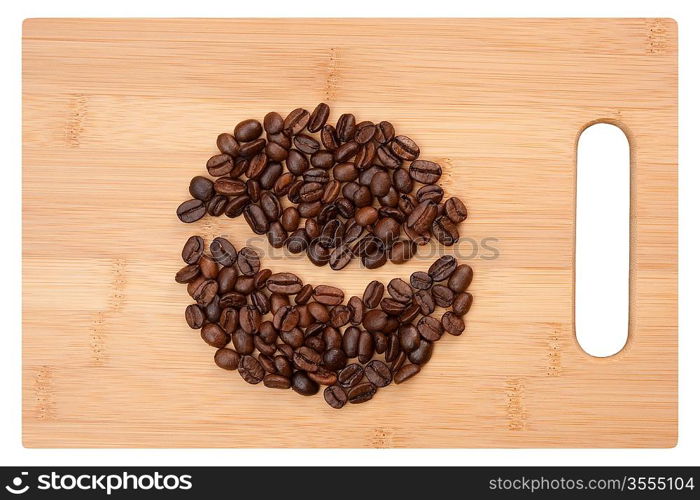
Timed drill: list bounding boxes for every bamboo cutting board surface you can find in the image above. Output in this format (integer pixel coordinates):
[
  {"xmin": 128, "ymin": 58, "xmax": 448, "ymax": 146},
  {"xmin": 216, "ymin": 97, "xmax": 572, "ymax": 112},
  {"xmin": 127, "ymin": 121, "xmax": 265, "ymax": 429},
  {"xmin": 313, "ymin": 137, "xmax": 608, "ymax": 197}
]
[{"xmin": 22, "ymin": 19, "xmax": 677, "ymax": 448}]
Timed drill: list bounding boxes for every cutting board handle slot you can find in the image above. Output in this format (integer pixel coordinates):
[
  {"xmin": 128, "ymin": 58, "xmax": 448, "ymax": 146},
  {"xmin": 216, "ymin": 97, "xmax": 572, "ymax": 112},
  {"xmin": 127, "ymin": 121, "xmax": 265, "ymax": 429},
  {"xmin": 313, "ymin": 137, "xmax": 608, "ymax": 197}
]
[{"xmin": 574, "ymin": 122, "xmax": 632, "ymax": 358}]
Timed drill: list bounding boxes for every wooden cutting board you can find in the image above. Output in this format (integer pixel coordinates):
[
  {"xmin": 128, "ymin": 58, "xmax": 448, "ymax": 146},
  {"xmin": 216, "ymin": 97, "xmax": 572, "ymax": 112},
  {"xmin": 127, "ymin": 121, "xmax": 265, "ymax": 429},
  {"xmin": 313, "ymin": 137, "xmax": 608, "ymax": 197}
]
[{"xmin": 22, "ymin": 18, "xmax": 677, "ymax": 447}]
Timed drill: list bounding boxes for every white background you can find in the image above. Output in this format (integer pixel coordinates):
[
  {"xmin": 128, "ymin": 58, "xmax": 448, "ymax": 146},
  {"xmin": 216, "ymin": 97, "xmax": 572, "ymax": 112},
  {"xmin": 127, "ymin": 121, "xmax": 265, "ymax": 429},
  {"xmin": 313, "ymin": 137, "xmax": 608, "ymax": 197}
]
[{"xmin": 2, "ymin": 0, "xmax": 696, "ymax": 466}]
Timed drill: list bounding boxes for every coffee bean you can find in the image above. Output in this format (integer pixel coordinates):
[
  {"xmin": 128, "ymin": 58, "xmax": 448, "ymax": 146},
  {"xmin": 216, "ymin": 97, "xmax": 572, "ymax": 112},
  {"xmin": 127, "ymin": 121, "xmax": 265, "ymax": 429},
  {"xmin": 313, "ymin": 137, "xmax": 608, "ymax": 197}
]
[
  {"xmin": 280, "ymin": 328, "xmax": 304, "ymax": 348},
  {"xmin": 308, "ymin": 367, "xmax": 338, "ymax": 386},
  {"xmin": 336, "ymin": 113, "xmax": 356, "ymax": 142},
  {"xmin": 224, "ymin": 195, "xmax": 250, "ymax": 218},
  {"xmin": 385, "ymin": 333, "xmax": 400, "ymax": 362},
  {"xmin": 363, "ymin": 280, "xmax": 385, "ymax": 309},
  {"xmin": 192, "ymin": 279, "xmax": 218, "ymax": 306},
  {"xmin": 307, "ymin": 304, "xmax": 329, "ymax": 328},
  {"xmin": 267, "ymin": 222, "xmax": 288, "ymax": 248},
  {"xmin": 312, "ymin": 285, "xmax": 344, "ymax": 306},
  {"xmin": 312, "ymin": 150, "xmax": 336, "ymax": 170},
  {"xmin": 354, "ymin": 142, "xmax": 376, "ymax": 169},
  {"xmin": 322, "ymin": 326, "xmax": 342, "ymax": 351},
  {"xmin": 209, "ymin": 237, "xmax": 237, "ymax": 267},
  {"xmin": 181, "ymin": 236, "xmax": 204, "ymax": 264},
  {"xmin": 185, "ymin": 304, "xmax": 205, "ymax": 329},
  {"xmin": 377, "ymin": 145, "xmax": 402, "ymax": 168},
  {"xmin": 408, "ymin": 339, "xmax": 433, "ymax": 365},
  {"xmin": 417, "ymin": 316, "xmax": 443, "ymax": 341},
  {"xmin": 197, "ymin": 255, "xmax": 217, "ymax": 280},
  {"xmin": 237, "ymin": 355, "xmax": 264, "ymax": 384},
  {"xmin": 398, "ymin": 193, "xmax": 417, "ymax": 215},
  {"xmin": 380, "ymin": 297, "xmax": 406, "ymax": 316},
  {"xmin": 273, "ymin": 172, "xmax": 295, "ymax": 197},
  {"xmin": 322, "ymin": 180, "xmax": 341, "ymax": 204},
  {"xmin": 431, "ymin": 216, "xmax": 458, "ymax": 246},
  {"xmin": 453, "ymin": 292, "xmax": 473, "ymax": 316},
  {"xmin": 260, "ymin": 161, "xmax": 284, "ymax": 189},
  {"xmin": 368, "ymin": 170, "xmax": 390, "ymax": 197},
  {"xmin": 391, "ymin": 135, "xmax": 420, "ymax": 161},
  {"xmin": 217, "ymin": 133, "xmax": 240, "ymax": 157},
  {"xmin": 306, "ymin": 240, "xmax": 330, "ymax": 266},
  {"xmin": 347, "ymin": 382, "xmax": 376, "ymax": 404},
  {"xmin": 429, "ymin": 281, "xmax": 453, "ymax": 307},
  {"xmin": 206, "ymin": 154, "xmax": 234, "ymax": 177},
  {"xmin": 307, "ymin": 102, "xmax": 330, "ymax": 133},
  {"xmin": 390, "ymin": 350, "xmax": 406, "ymax": 374},
  {"xmin": 354, "ymin": 206, "xmax": 378, "ymax": 227},
  {"xmin": 333, "ymin": 162, "xmax": 358, "ymax": 182},
  {"xmin": 291, "ymin": 371, "xmax": 320, "ymax": 396},
  {"xmin": 272, "ymin": 305, "xmax": 299, "ymax": 332},
  {"xmin": 231, "ymin": 156, "xmax": 248, "ymax": 177},
  {"xmin": 297, "ymin": 201, "xmax": 321, "ymax": 218},
  {"xmin": 338, "ymin": 363, "xmax": 364, "ymax": 388},
  {"xmin": 342, "ymin": 326, "xmax": 361, "ymax": 358},
  {"xmin": 320, "ymin": 124, "xmax": 340, "ymax": 151},
  {"xmin": 304, "ymin": 335, "xmax": 326, "ymax": 354},
  {"xmin": 417, "ymin": 185, "xmax": 444, "ymax": 204},
  {"xmin": 233, "ymin": 275, "xmax": 255, "ymax": 295},
  {"xmin": 374, "ymin": 121, "xmax": 395, "ymax": 144},
  {"xmin": 414, "ymin": 289, "xmax": 435, "ymax": 315},
  {"xmin": 219, "ymin": 307, "xmax": 239, "ymax": 334},
  {"xmin": 292, "ymin": 346, "xmax": 321, "ymax": 372},
  {"xmin": 189, "ymin": 176, "xmax": 214, "ymax": 201},
  {"xmin": 373, "ymin": 217, "xmax": 401, "ymax": 245},
  {"xmin": 407, "ymin": 200, "xmax": 438, "ymax": 234},
  {"xmin": 205, "ymin": 295, "xmax": 221, "ymax": 322},
  {"xmin": 286, "ymin": 149, "xmax": 309, "ymax": 176},
  {"xmin": 242, "ymin": 204, "xmax": 268, "ymax": 235},
  {"xmin": 261, "ymin": 111, "xmax": 284, "ymax": 134},
  {"xmin": 239, "ymin": 138, "xmax": 266, "ymax": 158},
  {"xmin": 362, "ymin": 249, "xmax": 387, "ymax": 269},
  {"xmin": 428, "ymin": 255, "xmax": 457, "ymax": 282},
  {"xmin": 399, "ymin": 303, "xmax": 420, "ymax": 324},
  {"xmin": 352, "ymin": 185, "xmax": 372, "ymax": 208},
  {"xmin": 394, "ymin": 363, "xmax": 420, "ymax": 384},
  {"xmin": 270, "ymin": 293, "xmax": 290, "ymax": 314},
  {"xmin": 441, "ymin": 311, "xmax": 465, "ymax": 336},
  {"xmin": 274, "ymin": 355, "xmax": 293, "ymax": 378},
  {"xmin": 324, "ymin": 385, "xmax": 348, "ymax": 409},
  {"xmin": 207, "ymin": 195, "xmax": 228, "ymax": 216},
  {"xmin": 177, "ymin": 199, "xmax": 206, "ymax": 223},
  {"xmin": 219, "ymin": 292, "xmax": 246, "ymax": 309},
  {"xmin": 399, "ymin": 324, "xmax": 420, "ymax": 352},
  {"xmin": 388, "ymin": 239, "xmax": 416, "ymax": 265},
  {"xmin": 280, "ymin": 206, "xmax": 300, "ymax": 232},
  {"xmin": 334, "ymin": 141, "xmax": 360, "ymax": 162},
  {"xmin": 323, "ymin": 348, "xmax": 347, "ymax": 371},
  {"xmin": 447, "ymin": 264, "xmax": 473, "ymax": 293},
  {"xmin": 363, "ymin": 309, "xmax": 389, "ymax": 333},
  {"xmin": 266, "ymin": 273, "xmax": 304, "ymax": 295},
  {"xmin": 329, "ymin": 305, "xmax": 351, "ymax": 328},
  {"xmin": 261, "ymin": 374, "xmax": 289, "ymax": 389},
  {"xmin": 365, "ymin": 360, "xmax": 392, "ymax": 387},
  {"xmin": 294, "ymin": 134, "xmax": 320, "ymax": 155},
  {"xmin": 284, "ymin": 108, "xmax": 310, "ymax": 135},
  {"xmin": 201, "ymin": 323, "xmax": 229, "ymax": 348},
  {"xmin": 373, "ymin": 332, "xmax": 388, "ymax": 354},
  {"xmin": 409, "ymin": 159, "xmax": 442, "ymax": 184},
  {"xmin": 234, "ymin": 119, "xmax": 263, "ymax": 142},
  {"xmin": 347, "ymin": 296, "xmax": 364, "ymax": 325},
  {"xmin": 214, "ymin": 348, "xmax": 240, "ymax": 370},
  {"xmin": 393, "ymin": 168, "xmax": 413, "ymax": 193},
  {"xmin": 387, "ymin": 278, "xmax": 413, "ymax": 303}
]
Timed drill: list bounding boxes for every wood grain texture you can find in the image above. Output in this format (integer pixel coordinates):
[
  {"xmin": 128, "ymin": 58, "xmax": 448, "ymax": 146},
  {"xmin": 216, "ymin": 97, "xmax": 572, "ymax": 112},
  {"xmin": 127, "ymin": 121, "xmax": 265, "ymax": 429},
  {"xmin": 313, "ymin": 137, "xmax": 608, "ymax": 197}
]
[{"xmin": 22, "ymin": 18, "xmax": 677, "ymax": 447}]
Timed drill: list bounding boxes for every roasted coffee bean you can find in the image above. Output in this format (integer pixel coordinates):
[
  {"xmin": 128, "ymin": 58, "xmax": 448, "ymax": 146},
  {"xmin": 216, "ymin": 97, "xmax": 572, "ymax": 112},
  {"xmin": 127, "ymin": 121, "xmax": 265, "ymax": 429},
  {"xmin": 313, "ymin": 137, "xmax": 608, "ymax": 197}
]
[
  {"xmin": 255, "ymin": 336, "xmax": 278, "ymax": 357},
  {"xmin": 307, "ymin": 304, "xmax": 330, "ymax": 327},
  {"xmin": 209, "ymin": 237, "xmax": 238, "ymax": 267},
  {"xmin": 245, "ymin": 152, "xmax": 268, "ymax": 179},
  {"xmin": 399, "ymin": 303, "xmax": 421, "ymax": 324},
  {"xmin": 324, "ymin": 385, "xmax": 348, "ymax": 409},
  {"xmin": 409, "ymin": 159, "xmax": 442, "ymax": 184},
  {"xmin": 441, "ymin": 311, "xmax": 465, "ymax": 336},
  {"xmin": 185, "ymin": 304, "xmax": 205, "ymax": 329},
  {"xmin": 274, "ymin": 355, "xmax": 293, "ymax": 378},
  {"xmin": 267, "ymin": 221, "xmax": 288, "ymax": 248},
  {"xmin": 361, "ymin": 308, "xmax": 387, "ymax": 332},
  {"xmin": 410, "ymin": 271, "xmax": 432, "ymax": 290},
  {"xmin": 320, "ymin": 124, "xmax": 340, "ymax": 151},
  {"xmin": 342, "ymin": 326, "xmax": 361, "ymax": 358},
  {"xmin": 186, "ymin": 274, "xmax": 203, "ymax": 296},
  {"xmin": 354, "ymin": 142, "xmax": 376, "ymax": 169},
  {"xmin": 243, "ymin": 204, "xmax": 269, "ymax": 234},
  {"xmin": 268, "ymin": 131, "xmax": 293, "ymax": 149},
  {"xmin": 267, "ymin": 272, "xmax": 303, "ymax": 294},
  {"xmin": 390, "ymin": 350, "xmax": 406, "ymax": 374},
  {"xmin": 224, "ymin": 195, "xmax": 250, "ymax": 218},
  {"xmin": 417, "ymin": 316, "xmax": 443, "ymax": 341},
  {"xmin": 192, "ymin": 279, "xmax": 218, "ymax": 306},
  {"xmin": 189, "ymin": 176, "xmax": 215, "ymax": 201},
  {"xmin": 341, "ymin": 221, "xmax": 362, "ymax": 245},
  {"xmin": 232, "ymin": 329, "xmax": 255, "ymax": 355},
  {"xmin": 297, "ymin": 304, "xmax": 312, "ymax": 328},
  {"xmin": 284, "ymin": 108, "xmax": 310, "ymax": 135},
  {"xmin": 317, "ymin": 203, "xmax": 339, "ymax": 225},
  {"xmin": 277, "ymin": 343, "xmax": 294, "ymax": 359},
  {"xmin": 305, "ymin": 322, "xmax": 325, "ymax": 339},
  {"xmin": 270, "ymin": 293, "xmax": 291, "ymax": 314},
  {"xmin": 182, "ymin": 236, "xmax": 205, "ymax": 264},
  {"xmin": 335, "ymin": 113, "xmax": 356, "ymax": 142},
  {"xmin": 238, "ymin": 355, "xmax": 264, "ymax": 384},
  {"xmin": 322, "ymin": 180, "xmax": 341, "ymax": 204},
  {"xmin": 338, "ymin": 363, "xmax": 364, "ymax": 388},
  {"xmin": 308, "ymin": 240, "xmax": 332, "ymax": 266},
  {"xmin": 378, "ymin": 186, "xmax": 399, "ymax": 208},
  {"xmin": 371, "ymin": 332, "xmax": 387, "ymax": 355},
  {"xmin": 363, "ymin": 280, "xmax": 384, "ymax": 309},
  {"xmin": 299, "ymin": 182, "xmax": 324, "ymax": 203},
  {"xmin": 309, "ymin": 150, "xmax": 334, "ymax": 170},
  {"xmin": 393, "ymin": 168, "xmax": 413, "ymax": 193},
  {"xmin": 286, "ymin": 149, "xmax": 309, "ymax": 176},
  {"xmin": 263, "ymin": 111, "xmax": 285, "ymax": 135},
  {"xmin": 399, "ymin": 324, "xmax": 421, "ymax": 352},
  {"xmin": 201, "ymin": 323, "xmax": 229, "ymax": 348},
  {"xmin": 429, "ymin": 255, "xmax": 457, "ymax": 281},
  {"xmin": 273, "ymin": 305, "xmax": 299, "ymax": 332},
  {"xmin": 263, "ymin": 374, "xmax": 291, "ymax": 389},
  {"xmin": 407, "ymin": 200, "xmax": 438, "ymax": 234},
  {"xmin": 297, "ymin": 201, "xmax": 321, "ymax": 218},
  {"xmin": 259, "ymin": 192, "xmax": 281, "ymax": 221},
  {"xmin": 417, "ymin": 185, "xmax": 444, "ymax": 203},
  {"xmin": 207, "ymin": 195, "xmax": 228, "ymax": 216},
  {"xmin": 259, "ymin": 161, "xmax": 283, "ymax": 189},
  {"xmin": 305, "ymin": 219, "xmax": 321, "ymax": 239},
  {"xmin": 347, "ymin": 382, "xmax": 376, "ymax": 404},
  {"xmin": 177, "ymin": 199, "xmax": 206, "ymax": 223},
  {"xmin": 322, "ymin": 326, "xmax": 343, "ymax": 351},
  {"xmin": 198, "ymin": 255, "xmax": 218, "ymax": 279},
  {"xmin": 432, "ymin": 284, "xmax": 455, "ymax": 308},
  {"xmin": 234, "ymin": 119, "xmax": 263, "ymax": 142},
  {"xmin": 264, "ymin": 140, "xmax": 288, "ymax": 162},
  {"xmin": 218, "ymin": 307, "xmax": 239, "ymax": 334},
  {"xmin": 308, "ymin": 367, "xmax": 337, "ymax": 386},
  {"xmin": 312, "ymin": 285, "xmax": 344, "ymax": 306},
  {"xmin": 235, "ymin": 247, "xmax": 260, "ymax": 276},
  {"xmin": 452, "ymin": 292, "xmax": 473, "ymax": 316},
  {"xmin": 238, "ymin": 305, "xmax": 261, "ymax": 335},
  {"xmin": 352, "ymin": 121, "xmax": 375, "ymax": 144},
  {"xmin": 365, "ymin": 360, "xmax": 392, "ymax": 387},
  {"xmin": 250, "ymin": 290, "xmax": 269, "ymax": 315},
  {"xmin": 379, "ymin": 206, "xmax": 405, "ymax": 223},
  {"xmin": 377, "ymin": 145, "xmax": 402, "ymax": 168},
  {"xmin": 357, "ymin": 331, "xmax": 373, "ymax": 364},
  {"xmin": 319, "ymin": 219, "xmax": 343, "ymax": 248},
  {"xmin": 233, "ymin": 275, "xmax": 255, "ymax": 295},
  {"xmin": 214, "ymin": 348, "xmax": 240, "ymax": 370},
  {"xmin": 384, "ymin": 278, "xmax": 412, "ymax": 304},
  {"xmin": 206, "ymin": 154, "xmax": 234, "ymax": 177},
  {"xmin": 286, "ymin": 229, "xmax": 309, "ymax": 254},
  {"xmin": 280, "ymin": 328, "xmax": 304, "ymax": 348},
  {"xmin": 294, "ymin": 134, "xmax": 320, "ymax": 155},
  {"xmin": 354, "ymin": 206, "xmax": 378, "ymax": 227},
  {"xmin": 323, "ymin": 348, "xmax": 347, "ymax": 371},
  {"xmin": 217, "ymin": 133, "xmax": 240, "ymax": 157},
  {"xmin": 303, "ymin": 167, "xmax": 329, "ymax": 184},
  {"xmin": 307, "ymin": 102, "xmax": 330, "ymax": 133},
  {"xmin": 408, "ymin": 339, "xmax": 433, "ymax": 365},
  {"xmin": 259, "ymin": 321, "xmax": 278, "ymax": 345},
  {"xmin": 346, "ymin": 296, "xmax": 364, "ymax": 326},
  {"xmin": 388, "ymin": 239, "xmax": 416, "ymax": 265},
  {"xmin": 333, "ymin": 162, "xmax": 358, "ymax": 182},
  {"xmin": 361, "ymin": 249, "xmax": 387, "ymax": 269},
  {"xmin": 373, "ymin": 217, "xmax": 401, "ymax": 244},
  {"xmin": 290, "ymin": 283, "xmax": 312, "ymax": 305},
  {"xmin": 239, "ymin": 138, "xmax": 266, "ymax": 158},
  {"xmin": 231, "ymin": 156, "xmax": 248, "ymax": 177},
  {"xmin": 432, "ymin": 216, "xmax": 459, "ymax": 246},
  {"xmin": 385, "ymin": 333, "xmax": 401, "ymax": 362},
  {"xmin": 369, "ymin": 170, "xmax": 391, "ymax": 197},
  {"xmin": 398, "ymin": 193, "xmax": 418, "ymax": 215},
  {"xmin": 448, "ymin": 264, "xmax": 474, "ymax": 293},
  {"xmin": 414, "ymin": 289, "xmax": 435, "ymax": 315},
  {"xmin": 334, "ymin": 141, "xmax": 360, "ymax": 162},
  {"xmin": 280, "ymin": 206, "xmax": 300, "ymax": 232},
  {"xmin": 205, "ymin": 295, "xmax": 221, "ymax": 323},
  {"xmin": 329, "ymin": 305, "xmax": 351, "ymax": 328},
  {"xmin": 291, "ymin": 371, "xmax": 320, "ymax": 396},
  {"xmin": 246, "ymin": 179, "xmax": 261, "ymax": 202},
  {"xmin": 213, "ymin": 177, "xmax": 246, "ymax": 197},
  {"xmin": 273, "ymin": 172, "xmax": 296, "ymax": 196},
  {"xmin": 391, "ymin": 135, "xmax": 420, "ymax": 161},
  {"xmin": 374, "ymin": 121, "xmax": 395, "ymax": 144},
  {"xmin": 380, "ymin": 297, "xmax": 406, "ymax": 316},
  {"xmin": 293, "ymin": 346, "xmax": 322, "ymax": 372},
  {"xmin": 219, "ymin": 291, "xmax": 246, "ymax": 309},
  {"xmin": 394, "ymin": 363, "xmax": 420, "ymax": 384},
  {"xmin": 444, "ymin": 196, "xmax": 468, "ymax": 223},
  {"xmin": 352, "ymin": 185, "xmax": 372, "ymax": 208},
  {"xmin": 288, "ymin": 180, "xmax": 306, "ymax": 204}
]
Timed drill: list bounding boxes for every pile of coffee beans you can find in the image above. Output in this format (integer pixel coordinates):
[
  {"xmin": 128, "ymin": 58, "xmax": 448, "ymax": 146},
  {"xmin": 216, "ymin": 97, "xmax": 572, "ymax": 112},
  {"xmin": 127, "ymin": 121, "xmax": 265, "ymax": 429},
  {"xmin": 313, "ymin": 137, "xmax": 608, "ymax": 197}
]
[
  {"xmin": 176, "ymin": 104, "xmax": 469, "ymax": 269},
  {"xmin": 176, "ymin": 236, "xmax": 473, "ymax": 408}
]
